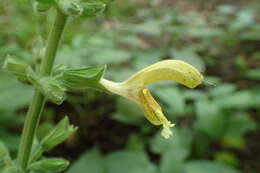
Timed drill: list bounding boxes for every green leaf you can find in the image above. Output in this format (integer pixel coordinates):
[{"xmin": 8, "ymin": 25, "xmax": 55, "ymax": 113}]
[
  {"xmin": 230, "ymin": 10, "xmax": 254, "ymax": 31},
  {"xmin": 127, "ymin": 133, "xmax": 145, "ymax": 152},
  {"xmin": 154, "ymin": 87, "xmax": 186, "ymax": 115},
  {"xmin": 0, "ymin": 74, "xmax": 32, "ymax": 111},
  {"xmin": 150, "ymin": 127, "xmax": 193, "ymax": 155},
  {"xmin": 221, "ymin": 112, "xmax": 256, "ymax": 149},
  {"xmin": 104, "ymin": 151, "xmax": 157, "ymax": 173},
  {"xmin": 195, "ymin": 100, "xmax": 227, "ymax": 139},
  {"xmin": 91, "ymin": 50, "xmax": 131, "ymax": 64},
  {"xmin": 183, "ymin": 160, "xmax": 242, "ymax": 173},
  {"xmin": 221, "ymin": 136, "xmax": 245, "ymax": 149},
  {"xmin": 171, "ymin": 48, "xmax": 205, "ymax": 72},
  {"xmin": 209, "ymin": 84, "xmax": 236, "ymax": 97},
  {"xmin": 132, "ymin": 20, "xmax": 162, "ymax": 36},
  {"xmin": 160, "ymin": 149, "xmax": 187, "ymax": 173},
  {"xmin": 214, "ymin": 151, "xmax": 239, "ymax": 167},
  {"xmin": 240, "ymin": 25, "xmax": 260, "ymax": 41},
  {"xmin": 243, "ymin": 69, "xmax": 260, "ymax": 79},
  {"xmin": 214, "ymin": 90, "xmax": 254, "ymax": 109},
  {"xmin": 216, "ymin": 5, "xmax": 235, "ymax": 15},
  {"xmin": 29, "ymin": 158, "xmax": 69, "ymax": 173},
  {"xmin": 183, "ymin": 90, "xmax": 207, "ymax": 100},
  {"xmin": 193, "ymin": 132, "xmax": 212, "ymax": 157},
  {"xmin": 0, "ymin": 128, "xmax": 20, "ymax": 152},
  {"xmin": 62, "ymin": 65, "xmax": 106, "ymax": 91},
  {"xmin": 67, "ymin": 148, "xmax": 104, "ymax": 173},
  {"xmin": 225, "ymin": 112, "xmax": 256, "ymax": 137},
  {"xmin": 41, "ymin": 116, "xmax": 77, "ymax": 150}
]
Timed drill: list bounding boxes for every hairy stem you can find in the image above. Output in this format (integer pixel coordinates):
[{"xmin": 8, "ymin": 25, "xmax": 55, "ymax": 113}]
[{"xmin": 17, "ymin": 10, "xmax": 67, "ymax": 172}]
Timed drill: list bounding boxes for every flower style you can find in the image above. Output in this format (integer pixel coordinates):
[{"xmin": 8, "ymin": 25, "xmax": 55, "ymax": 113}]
[{"xmin": 100, "ymin": 60, "xmax": 203, "ymax": 139}]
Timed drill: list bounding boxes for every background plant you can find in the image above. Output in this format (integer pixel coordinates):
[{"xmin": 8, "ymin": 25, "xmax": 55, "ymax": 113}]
[{"xmin": 0, "ymin": 0, "xmax": 260, "ymax": 173}]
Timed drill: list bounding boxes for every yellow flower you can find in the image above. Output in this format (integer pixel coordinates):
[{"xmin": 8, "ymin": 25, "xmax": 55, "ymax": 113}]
[{"xmin": 100, "ymin": 60, "xmax": 203, "ymax": 138}]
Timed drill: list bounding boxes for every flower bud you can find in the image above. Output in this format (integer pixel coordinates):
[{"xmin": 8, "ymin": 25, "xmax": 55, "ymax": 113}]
[
  {"xmin": 29, "ymin": 158, "xmax": 69, "ymax": 173},
  {"xmin": 41, "ymin": 116, "xmax": 77, "ymax": 151},
  {"xmin": 34, "ymin": 1, "xmax": 52, "ymax": 12},
  {"xmin": 57, "ymin": 0, "xmax": 83, "ymax": 16},
  {"xmin": 39, "ymin": 77, "xmax": 66, "ymax": 105},
  {"xmin": 81, "ymin": 2, "xmax": 106, "ymax": 17},
  {"xmin": 27, "ymin": 69, "xmax": 66, "ymax": 105},
  {"xmin": 2, "ymin": 166, "xmax": 23, "ymax": 173},
  {"xmin": 3, "ymin": 55, "xmax": 29, "ymax": 83}
]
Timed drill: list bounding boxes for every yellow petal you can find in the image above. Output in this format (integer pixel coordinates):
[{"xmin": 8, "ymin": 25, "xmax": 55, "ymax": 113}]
[
  {"xmin": 100, "ymin": 60, "xmax": 204, "ymax": 139},
  {"xmin": 138, "ymin": 88, "xmax": 174, "ymax": 138},
  {"xmin": 124, "ymin": 60, "xmax": 203, "ymax": 88}
]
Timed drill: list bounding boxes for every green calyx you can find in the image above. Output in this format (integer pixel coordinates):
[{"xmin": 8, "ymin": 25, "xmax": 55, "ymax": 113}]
[
  {"xmin": 34, "ymin": 0, "xmax": 107, "ymax": 17},
  {"xmin": 56, "ymin": 0, "xmax": 83, "ymax": 17},
  {"xmin": 29, "ymin": 158, "xmax": 69, "ymax": 173},
  {"xmin": 81, "ymin": 2, "xmax": 106, "ymax": 17},
  {"xmin": 61, "ymin": 65, "xmax": 106, "ymax": 90}
]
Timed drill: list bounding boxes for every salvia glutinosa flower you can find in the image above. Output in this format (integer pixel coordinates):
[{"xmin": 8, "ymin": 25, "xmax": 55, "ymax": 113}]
[{"xmin": 100, "ymin": 60, "xmax": 203, "ymax": 139}]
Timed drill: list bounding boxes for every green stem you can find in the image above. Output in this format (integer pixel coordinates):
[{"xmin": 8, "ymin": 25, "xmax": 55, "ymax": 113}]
[{"xmin": 17, "ymin": 10, "xmax": 67, "ymax": 172}]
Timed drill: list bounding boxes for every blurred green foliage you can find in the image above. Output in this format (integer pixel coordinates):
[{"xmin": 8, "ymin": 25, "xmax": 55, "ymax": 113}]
[{"xmin": 1, "ymin": 0, "xmax": 260, "ymax": 173}]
